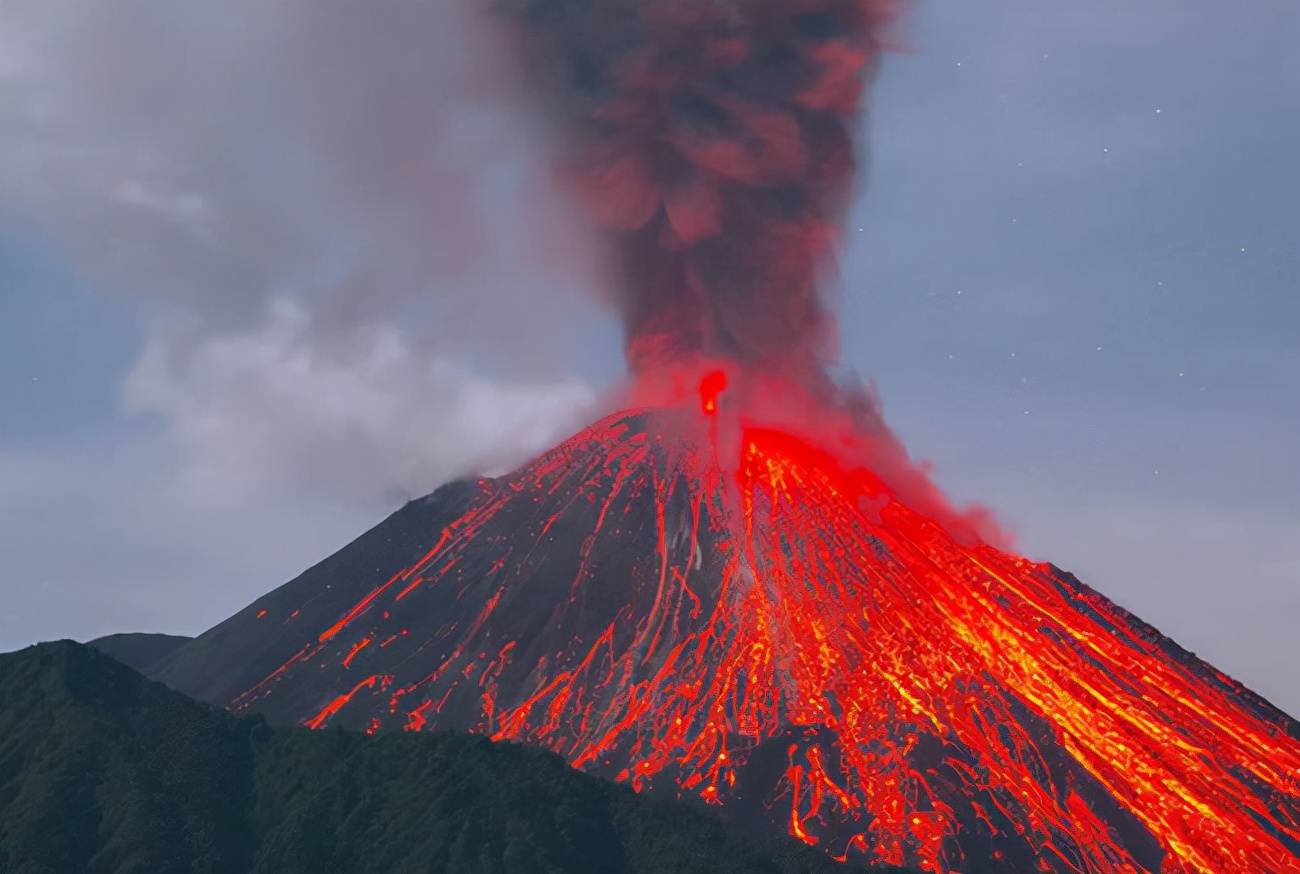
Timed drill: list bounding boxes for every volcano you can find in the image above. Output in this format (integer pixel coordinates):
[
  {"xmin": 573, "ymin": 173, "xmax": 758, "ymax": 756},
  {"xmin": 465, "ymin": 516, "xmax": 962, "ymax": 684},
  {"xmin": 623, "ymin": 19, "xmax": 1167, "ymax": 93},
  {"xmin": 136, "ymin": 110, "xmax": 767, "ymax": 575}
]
[{"xmin": 151, "ymin": 381, "xmax": 1300, "ymax": 874}]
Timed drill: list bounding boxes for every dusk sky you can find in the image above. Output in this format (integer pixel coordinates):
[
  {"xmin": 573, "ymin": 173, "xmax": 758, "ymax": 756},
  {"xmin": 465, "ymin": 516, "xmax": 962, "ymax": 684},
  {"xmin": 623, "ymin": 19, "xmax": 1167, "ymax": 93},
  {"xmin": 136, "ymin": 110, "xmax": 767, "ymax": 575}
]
[{"xmin": 2, "ymin": 0, "xmax": 1296, "ymax": 714}]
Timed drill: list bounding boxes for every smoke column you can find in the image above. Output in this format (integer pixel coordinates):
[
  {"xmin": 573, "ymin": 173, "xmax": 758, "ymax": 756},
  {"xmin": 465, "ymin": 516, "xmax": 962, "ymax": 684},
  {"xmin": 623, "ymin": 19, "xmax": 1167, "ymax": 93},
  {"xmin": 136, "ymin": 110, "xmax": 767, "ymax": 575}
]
[{"xmin": 503, "ymin": 0, "xmax": 897, "ymax": 380}]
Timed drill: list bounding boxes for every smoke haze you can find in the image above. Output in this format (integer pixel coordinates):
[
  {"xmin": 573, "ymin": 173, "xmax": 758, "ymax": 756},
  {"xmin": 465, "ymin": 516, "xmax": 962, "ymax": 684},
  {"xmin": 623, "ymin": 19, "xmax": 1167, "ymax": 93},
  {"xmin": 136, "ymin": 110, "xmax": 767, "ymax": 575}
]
[{"xmin": 0, "ymin": 0, "xmax": 611, "ymax": 507}]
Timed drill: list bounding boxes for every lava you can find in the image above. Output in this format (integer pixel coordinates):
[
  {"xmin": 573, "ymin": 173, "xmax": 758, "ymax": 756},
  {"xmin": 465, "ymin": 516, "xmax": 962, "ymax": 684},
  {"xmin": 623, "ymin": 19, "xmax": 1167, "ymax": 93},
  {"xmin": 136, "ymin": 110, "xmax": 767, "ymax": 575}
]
[
  {"xmin": 232, "ymin": 379, "xmax": 1300, "ymax": 873},
  {"xmin": 699, "ymin": 369, "xmax": 728, "ymax": 415}
]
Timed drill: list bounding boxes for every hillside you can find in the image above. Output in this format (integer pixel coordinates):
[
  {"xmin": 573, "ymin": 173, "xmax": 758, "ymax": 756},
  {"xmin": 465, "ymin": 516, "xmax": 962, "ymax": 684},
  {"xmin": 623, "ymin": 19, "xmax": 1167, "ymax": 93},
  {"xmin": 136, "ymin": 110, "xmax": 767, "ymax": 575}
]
[
  {"xmin": 0, "ymin": 641, "xmax": 911, "ymax": 874},
  {"xmin": 88, "ymin": 632, "xmax": 193, "ymax": 675}
]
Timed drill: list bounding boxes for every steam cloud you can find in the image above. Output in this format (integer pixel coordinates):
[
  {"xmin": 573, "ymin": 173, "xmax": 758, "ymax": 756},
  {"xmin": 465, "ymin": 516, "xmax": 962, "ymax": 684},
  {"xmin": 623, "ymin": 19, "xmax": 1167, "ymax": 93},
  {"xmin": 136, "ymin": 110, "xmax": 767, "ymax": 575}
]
[
  {"xmin": 1, "ymin": 0, "xmax": 608, "ymax": 508},
  {"xmin": 503, "ymin": 0, "xmax": 898, "ymax": 378}
]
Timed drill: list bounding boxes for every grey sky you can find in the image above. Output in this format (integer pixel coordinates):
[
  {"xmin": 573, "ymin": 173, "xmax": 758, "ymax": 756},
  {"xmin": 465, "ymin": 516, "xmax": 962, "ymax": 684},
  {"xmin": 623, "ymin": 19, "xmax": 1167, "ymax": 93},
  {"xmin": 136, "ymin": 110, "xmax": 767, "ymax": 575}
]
[{"xmin": 2, "ymin": 1, "xmax": 1296, "ymax": 713}]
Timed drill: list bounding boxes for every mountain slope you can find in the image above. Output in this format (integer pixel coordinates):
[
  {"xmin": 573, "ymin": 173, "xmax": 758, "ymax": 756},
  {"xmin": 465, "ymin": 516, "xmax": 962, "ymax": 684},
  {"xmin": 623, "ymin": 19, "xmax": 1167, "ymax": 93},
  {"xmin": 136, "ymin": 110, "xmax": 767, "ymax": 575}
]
[
  {"xmin": 148, "ymin": 405, "xmax": 1300, "ymax": 873},
  {"xmin": 0, "ymin": 641, "xmax": 907, "ymax": 874},
  {"xmin": 152, "ymin": 481, "xmax": 476, "ymax": 708},
  {"xmin": 88, "ymin": 632, "xmax": 193, "ymax": 675}
]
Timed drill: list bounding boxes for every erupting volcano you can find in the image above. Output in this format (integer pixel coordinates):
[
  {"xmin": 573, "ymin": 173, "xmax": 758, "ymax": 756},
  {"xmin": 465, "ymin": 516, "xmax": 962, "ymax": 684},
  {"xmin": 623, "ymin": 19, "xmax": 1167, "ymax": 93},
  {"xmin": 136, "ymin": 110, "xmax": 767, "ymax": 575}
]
[
  {"xmin": 155, "ymin": 376, "xmax": 1300, "ymax": 873},
  {"xmin": 146, "ymin": 2, "xmax": 1299, "ymax": 872}
]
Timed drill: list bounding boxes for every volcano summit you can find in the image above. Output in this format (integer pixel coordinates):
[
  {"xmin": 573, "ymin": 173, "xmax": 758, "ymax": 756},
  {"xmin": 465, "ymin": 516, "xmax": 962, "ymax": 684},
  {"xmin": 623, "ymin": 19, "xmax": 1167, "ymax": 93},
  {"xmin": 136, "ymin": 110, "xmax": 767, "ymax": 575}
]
[{"xmin": 149, "ymin": 377, "xmax": 1300, "ymax": 874}]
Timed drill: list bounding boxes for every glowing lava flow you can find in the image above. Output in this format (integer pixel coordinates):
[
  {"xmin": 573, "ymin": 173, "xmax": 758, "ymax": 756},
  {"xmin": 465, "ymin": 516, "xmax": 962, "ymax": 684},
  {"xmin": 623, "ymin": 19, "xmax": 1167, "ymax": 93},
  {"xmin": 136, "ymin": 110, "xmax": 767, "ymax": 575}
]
[{"xmin": 233, "ymin": 392, "xmax": 1300, "ymax": 873}]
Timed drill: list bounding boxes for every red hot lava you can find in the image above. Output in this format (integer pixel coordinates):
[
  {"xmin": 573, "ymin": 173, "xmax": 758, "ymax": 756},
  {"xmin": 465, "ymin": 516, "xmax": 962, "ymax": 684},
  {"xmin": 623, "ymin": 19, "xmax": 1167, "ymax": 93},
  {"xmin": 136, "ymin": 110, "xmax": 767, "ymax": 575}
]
[
  {"xmin": 231, "ymin": 371, "xmax": 1300, "ymax": 873},
  {"xmin": 699, "ymin": 369, "xmax": 728, "ymax": 415}
]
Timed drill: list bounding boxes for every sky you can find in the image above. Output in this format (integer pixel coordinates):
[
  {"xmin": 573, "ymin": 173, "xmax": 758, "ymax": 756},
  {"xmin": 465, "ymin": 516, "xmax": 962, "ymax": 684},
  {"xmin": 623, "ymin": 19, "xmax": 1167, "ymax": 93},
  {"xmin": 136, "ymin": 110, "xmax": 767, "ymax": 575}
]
[{"xmin": 1, "ymin": 1, "xmax": 1296, "ymax": 714}]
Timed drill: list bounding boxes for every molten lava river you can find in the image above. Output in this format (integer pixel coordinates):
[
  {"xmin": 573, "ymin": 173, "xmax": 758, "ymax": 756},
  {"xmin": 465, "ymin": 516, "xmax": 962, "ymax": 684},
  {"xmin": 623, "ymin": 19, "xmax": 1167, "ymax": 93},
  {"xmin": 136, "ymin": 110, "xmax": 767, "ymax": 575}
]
[{"xmin": 232, "ymin": 378, "xmax": 1300, "ymax": 873}]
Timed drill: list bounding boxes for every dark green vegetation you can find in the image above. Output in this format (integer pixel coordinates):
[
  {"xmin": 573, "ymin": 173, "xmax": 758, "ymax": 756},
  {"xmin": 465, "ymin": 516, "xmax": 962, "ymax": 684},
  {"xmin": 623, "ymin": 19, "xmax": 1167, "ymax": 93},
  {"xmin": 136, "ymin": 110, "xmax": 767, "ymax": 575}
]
[{"xmin": 0, "ymin": 642, "xmax": 913, "ymax": 874}]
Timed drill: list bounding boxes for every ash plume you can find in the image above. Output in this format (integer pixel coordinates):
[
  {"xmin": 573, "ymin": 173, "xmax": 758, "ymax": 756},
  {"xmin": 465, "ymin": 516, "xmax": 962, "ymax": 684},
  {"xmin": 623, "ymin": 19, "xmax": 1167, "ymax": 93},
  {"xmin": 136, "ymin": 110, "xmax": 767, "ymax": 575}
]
[
  {"xmin": 503, "ymin": 0, "xmax": 898, "ymax": 378},
  {"xmin": 500, "ymin": 0, "xmax": 1003, "ymax": 544}
]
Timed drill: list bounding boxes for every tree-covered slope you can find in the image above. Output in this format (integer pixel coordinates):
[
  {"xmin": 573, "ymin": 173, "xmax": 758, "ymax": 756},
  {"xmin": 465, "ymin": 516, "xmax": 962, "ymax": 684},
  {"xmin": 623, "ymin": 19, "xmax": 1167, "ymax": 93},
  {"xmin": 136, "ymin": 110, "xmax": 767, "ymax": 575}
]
[
  {"xmin": 0, "ymin": 641, "xmax": 253, "ymax": 873},
  {"xmin": 0, "ymin": 642, "xmax": 911, "ymax": 874}
]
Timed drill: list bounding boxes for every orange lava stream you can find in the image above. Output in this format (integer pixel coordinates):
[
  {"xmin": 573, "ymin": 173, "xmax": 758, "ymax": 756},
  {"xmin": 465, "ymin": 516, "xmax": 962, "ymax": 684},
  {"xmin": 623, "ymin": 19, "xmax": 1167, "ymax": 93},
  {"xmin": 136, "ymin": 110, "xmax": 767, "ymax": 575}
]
[
  {"xmin": 732, "ymin": 428, "xmax": 1300, "ymax": 871},
  {"xmin": 265, "ymin": 401, "xmax": 1298, "ymax": 872}
]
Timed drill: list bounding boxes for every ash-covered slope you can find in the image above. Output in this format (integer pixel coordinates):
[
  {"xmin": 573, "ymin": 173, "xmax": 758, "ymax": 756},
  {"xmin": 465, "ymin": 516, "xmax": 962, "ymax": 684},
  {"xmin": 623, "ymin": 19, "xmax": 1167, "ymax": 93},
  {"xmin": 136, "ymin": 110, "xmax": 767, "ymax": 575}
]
[
  {"xmin": 152, "ymin": 479, "xmax": 481, "ymax": 710},
  {"xmin": 88, "ymin": 632, "xmax": 192, "ymax": 675},
  {"xmin": 153, "ymin": 407, "xmax": 1300, "ymax": 874}
]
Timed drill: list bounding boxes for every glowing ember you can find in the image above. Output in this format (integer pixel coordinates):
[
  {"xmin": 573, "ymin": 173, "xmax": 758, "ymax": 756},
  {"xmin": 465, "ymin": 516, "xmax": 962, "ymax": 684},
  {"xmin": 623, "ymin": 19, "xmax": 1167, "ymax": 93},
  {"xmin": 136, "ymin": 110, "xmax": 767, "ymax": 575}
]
[
  {"xmin": 232, "ymin": 383, "xmax": 1299, "ymax": 873},
  {"xmin": 699, "ymin": 369, "xmax": 728, "ymax": 415}
]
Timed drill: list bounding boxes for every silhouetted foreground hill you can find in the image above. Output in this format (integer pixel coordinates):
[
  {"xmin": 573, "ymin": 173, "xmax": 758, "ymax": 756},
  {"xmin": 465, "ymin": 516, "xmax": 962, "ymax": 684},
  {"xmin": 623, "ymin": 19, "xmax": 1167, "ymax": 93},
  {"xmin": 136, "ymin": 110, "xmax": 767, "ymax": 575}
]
[{"xmin": 0, "ymin": 641, "xmax": 914, "ymax": 874}]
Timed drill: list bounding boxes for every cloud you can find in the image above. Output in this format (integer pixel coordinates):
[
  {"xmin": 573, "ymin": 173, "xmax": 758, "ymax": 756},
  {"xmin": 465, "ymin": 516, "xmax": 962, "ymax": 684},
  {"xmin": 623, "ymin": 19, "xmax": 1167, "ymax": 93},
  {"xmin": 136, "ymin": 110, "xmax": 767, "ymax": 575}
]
[
  {"xmin": 0, "ymin": 0, "xmax": 616, "ymax": 509},
  {"xmin": 0, "ymin": 436, "xmax": 408, "ymax": 649},
  {"xmin": 124, "ymin": 298, "xmax": 596, "ymax": 510}
]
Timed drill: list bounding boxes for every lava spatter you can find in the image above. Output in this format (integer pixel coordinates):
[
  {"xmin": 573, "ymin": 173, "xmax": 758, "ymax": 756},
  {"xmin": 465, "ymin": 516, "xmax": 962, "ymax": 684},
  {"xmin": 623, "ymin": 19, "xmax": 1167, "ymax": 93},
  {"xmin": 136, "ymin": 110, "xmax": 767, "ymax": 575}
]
[{"xmin": 225, "ymin": 388, "xmax": 1300, "ymax": 874}]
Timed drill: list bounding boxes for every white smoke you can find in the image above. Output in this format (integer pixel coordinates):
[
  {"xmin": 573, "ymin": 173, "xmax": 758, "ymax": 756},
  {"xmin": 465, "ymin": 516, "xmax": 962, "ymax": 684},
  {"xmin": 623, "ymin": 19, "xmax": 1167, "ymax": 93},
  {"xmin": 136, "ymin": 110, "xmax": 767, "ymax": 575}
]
[{"xmin": 0, "ymin": 0, "xmax": 615, "ymax": 507}]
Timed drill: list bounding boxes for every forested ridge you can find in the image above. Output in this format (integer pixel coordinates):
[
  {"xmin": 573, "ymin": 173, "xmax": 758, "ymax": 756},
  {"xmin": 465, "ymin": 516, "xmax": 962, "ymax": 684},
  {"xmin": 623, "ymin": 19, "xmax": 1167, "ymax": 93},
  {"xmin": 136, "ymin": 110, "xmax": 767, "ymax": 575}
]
[{"xmin": 0, "ymin": 641, "xmax": 915, "ymax": 874}]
